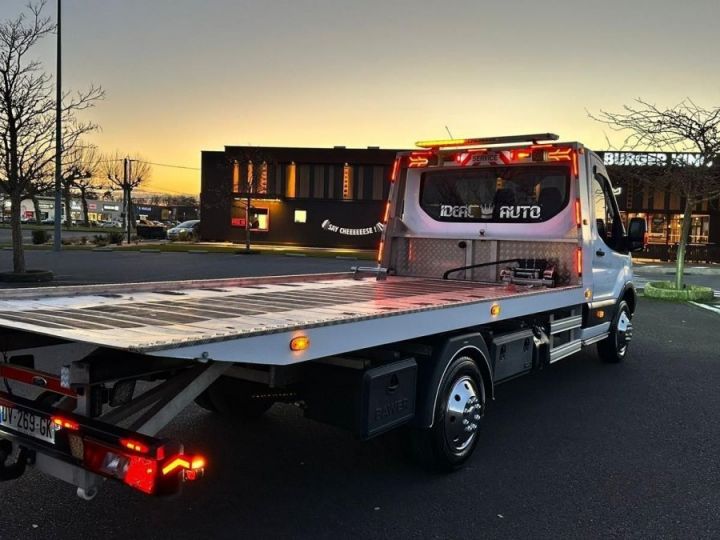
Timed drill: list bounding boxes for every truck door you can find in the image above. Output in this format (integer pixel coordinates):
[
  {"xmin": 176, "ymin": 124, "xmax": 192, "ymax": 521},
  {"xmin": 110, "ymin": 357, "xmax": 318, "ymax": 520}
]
[{"xmin": 590, "ymin": 161, "xmax": 630, "ymax": 302}]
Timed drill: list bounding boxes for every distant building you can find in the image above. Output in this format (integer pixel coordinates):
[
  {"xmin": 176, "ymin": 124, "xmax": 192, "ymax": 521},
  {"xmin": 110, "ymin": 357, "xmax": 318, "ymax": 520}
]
[
  {"xmin": 1, "ymin": 196, "xmax": 198, "ymax": 224},
  {"xmin": 200, "ymin": 146, "xmax": 401, "ymax": 249},
  {"xmin": 199, "ymin": 145, "xmax": 720, "ymax": 259}
]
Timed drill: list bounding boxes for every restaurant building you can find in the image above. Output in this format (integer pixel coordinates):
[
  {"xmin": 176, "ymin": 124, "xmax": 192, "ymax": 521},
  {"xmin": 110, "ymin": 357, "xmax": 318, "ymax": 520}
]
[
  {"xmin": 200, "ymin": 146, "xmax": 720, "ymax": 259},
  {"xmin": 200, "ymin": 146, "xmax": 402, "ymax": 249}
]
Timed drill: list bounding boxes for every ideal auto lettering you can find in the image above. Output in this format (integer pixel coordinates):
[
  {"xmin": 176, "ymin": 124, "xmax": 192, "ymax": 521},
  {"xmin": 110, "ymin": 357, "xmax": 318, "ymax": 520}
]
[
  {"xmin": 440, "ymin": 204, "xmax": 540, "ymax": 220},
  {"xmin": 440, "ymin": 205, "xmax": 478, "ymax": 218},
  {"xmin": 498, "ymin": 205, "xmax": 541, "ymax": 219}
]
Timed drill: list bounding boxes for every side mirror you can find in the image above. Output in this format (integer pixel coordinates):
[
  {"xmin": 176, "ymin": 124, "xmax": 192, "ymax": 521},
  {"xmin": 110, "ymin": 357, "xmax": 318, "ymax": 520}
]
[{"xmin": 627, "ymin": 217, "xmax": 646, "ymax": 252}]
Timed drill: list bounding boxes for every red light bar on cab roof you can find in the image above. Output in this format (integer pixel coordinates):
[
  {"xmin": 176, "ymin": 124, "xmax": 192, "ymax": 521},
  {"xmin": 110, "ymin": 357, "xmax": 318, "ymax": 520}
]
[{"xmin": 415, "ymin": 133, "xmax": 560, "ymax": 149}]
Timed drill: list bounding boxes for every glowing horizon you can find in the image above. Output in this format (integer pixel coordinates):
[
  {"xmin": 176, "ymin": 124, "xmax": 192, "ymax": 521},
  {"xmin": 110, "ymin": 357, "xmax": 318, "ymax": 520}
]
[{"xmin": 0, "ymin": 0, "xmax": 717, "ymax": 195}]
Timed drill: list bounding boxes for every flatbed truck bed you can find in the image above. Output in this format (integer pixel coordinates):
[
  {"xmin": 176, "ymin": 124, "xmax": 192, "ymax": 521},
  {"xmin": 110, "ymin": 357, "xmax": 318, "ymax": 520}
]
[{"xmin": 0, "ymin": 273, "xmax": 582, "ymax": 363}]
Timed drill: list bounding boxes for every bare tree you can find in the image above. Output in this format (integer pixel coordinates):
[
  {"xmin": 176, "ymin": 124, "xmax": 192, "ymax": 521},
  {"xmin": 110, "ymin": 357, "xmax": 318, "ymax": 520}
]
[
  {"xmin": 64, "ymin": 143, "xmax": 101, "ymax": 225},
  {"xmin": 0, "ymin": 2, "xmax": 103, "ymax": 273},
  {"xmin": 103, "ymin": 152, "xmax": 151, "ymax": 241},
  {"xmin": 591, "ymin": 98, "xmax": 720, "ymax": 288}
]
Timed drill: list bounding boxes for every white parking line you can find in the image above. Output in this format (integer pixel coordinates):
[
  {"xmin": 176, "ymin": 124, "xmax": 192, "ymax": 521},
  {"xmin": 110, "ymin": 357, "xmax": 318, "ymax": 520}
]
[{"xmin": 689, "ymin": 302, "xmax": 720, "ymax": 316}]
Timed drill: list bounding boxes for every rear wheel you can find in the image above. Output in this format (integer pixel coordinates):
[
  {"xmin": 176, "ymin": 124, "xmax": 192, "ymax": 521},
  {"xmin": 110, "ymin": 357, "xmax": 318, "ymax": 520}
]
[
  {"xmin": 597, "ymin": 299, "xmax": 633, "ymax": 363},
  {"xmin": 410, "ymin": 355, "xmax": 486, "ymax": 471},
  {"xmin": 195, "ymin": 377, "xmax": 274, "ymax": 421}
]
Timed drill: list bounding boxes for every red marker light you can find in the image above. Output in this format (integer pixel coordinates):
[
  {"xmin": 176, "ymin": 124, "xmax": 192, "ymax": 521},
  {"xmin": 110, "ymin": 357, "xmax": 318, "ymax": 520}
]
[
  {"xmin": 575, "ymin": 247, "xmax": 583, "ymax": 277},
  {"xmin": 120, "ymin": 438, "xmax": 150, "ymax": 454},
  {"xmin": 382, "ymin": 201, "xmax": 391, "ymax": 223},
  {"xmin": 574, "ymin": 199, "xmax": 582, "ymax": 227},
  {"xmin": 390, "ymin": 158, "xmax": 400, "ymax": 181}
]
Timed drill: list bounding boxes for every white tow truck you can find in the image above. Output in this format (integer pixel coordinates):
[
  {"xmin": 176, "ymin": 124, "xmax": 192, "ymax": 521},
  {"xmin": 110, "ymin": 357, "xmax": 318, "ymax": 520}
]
[{"xmin": 0, "ymin": 134, "xmax": 646, "ymax": 499}]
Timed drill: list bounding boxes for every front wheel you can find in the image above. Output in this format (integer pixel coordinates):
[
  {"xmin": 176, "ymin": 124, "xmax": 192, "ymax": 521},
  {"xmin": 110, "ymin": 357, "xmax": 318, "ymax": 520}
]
[
  {"xmin": 597, "ymin": 299, "xmax": 633, "ymax": 363},
  {"xmin": 409, "ymin": 356, "xmax": 486, "ymax": 471}
]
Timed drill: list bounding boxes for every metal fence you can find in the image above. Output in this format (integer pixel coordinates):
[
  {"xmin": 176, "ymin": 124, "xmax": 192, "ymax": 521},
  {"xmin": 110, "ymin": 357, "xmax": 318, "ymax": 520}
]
[{"xmin": 638, "ymin": 243, "xmax": 720, "ymax": 263}]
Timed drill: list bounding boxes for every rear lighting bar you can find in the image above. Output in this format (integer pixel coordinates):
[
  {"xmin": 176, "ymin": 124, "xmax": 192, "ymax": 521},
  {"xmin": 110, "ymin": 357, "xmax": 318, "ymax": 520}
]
[
  {"xmin": 0, "ymin": 391, "xmax": 205, "ymax": 496},
  {"xmin": 415, "ymin": 133, "xmax": 559, "ymax": 149},
  {"xmin": 396, "ymin": 145, "xmax": 579, "ymax": 176}
]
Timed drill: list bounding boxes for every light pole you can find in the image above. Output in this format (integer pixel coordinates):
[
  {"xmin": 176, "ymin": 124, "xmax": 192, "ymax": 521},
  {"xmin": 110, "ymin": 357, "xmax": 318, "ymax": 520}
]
[{"xmin": 53, "ymin": 0, "xmax": 62, "ymax": 251}]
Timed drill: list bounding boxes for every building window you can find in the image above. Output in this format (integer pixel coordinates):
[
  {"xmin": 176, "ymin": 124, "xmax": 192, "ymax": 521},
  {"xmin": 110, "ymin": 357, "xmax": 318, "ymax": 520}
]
[
  {"xmin": 294, "ymin": 209, "xmax": 307, "ymax": 223},
  {"xmin": 342, "ymin": 163, "xmax": 353, "ymax": 200},
  {"xmin": 286, "ymin": 162, "xmax": 296, "ymax": 198},
  {"xmin": 232, "ymin": 161, "xmax": 240, "ymax": 193},
  {"xmin": 250, "ymin": 207, "xmax": 269, "ymax": 231},
  {"xmin": 231, "ymin": 201, "xmax": 270, "ymax": 231}
]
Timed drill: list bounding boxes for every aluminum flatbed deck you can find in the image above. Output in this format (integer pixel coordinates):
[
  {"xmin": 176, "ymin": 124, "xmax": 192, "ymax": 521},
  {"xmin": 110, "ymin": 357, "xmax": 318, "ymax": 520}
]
[{"xmin": 0, "ymin": 273, "xmax": 582, "ymax": 364}]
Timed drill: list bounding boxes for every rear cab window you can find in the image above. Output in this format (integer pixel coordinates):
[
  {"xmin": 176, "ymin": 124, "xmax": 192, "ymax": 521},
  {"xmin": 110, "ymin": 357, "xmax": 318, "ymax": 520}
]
[{"xmin": 419, "ymin": 165, "xmax": 569, "ymax": 223}]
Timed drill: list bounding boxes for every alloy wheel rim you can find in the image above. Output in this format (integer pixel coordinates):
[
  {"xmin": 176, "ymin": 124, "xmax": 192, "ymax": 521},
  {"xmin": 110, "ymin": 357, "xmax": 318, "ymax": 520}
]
[
  {"xmin": 616, "ymin": 310, "xmax": 632, "ymax": 356},
  {"xmin": 444, "ymin": 375, "xmax": 482, "ymax": 452}
]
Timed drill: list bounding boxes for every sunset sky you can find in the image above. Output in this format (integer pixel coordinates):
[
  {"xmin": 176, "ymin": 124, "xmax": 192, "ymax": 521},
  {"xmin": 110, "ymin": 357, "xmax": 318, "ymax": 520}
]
[{"xmin": 1, "ymin": 0, "xmax": 718, "ymax": 195}]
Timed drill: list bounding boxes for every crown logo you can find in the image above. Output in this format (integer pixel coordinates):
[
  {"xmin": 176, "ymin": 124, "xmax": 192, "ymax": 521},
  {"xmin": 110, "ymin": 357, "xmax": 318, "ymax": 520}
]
[{"xmin": 480, "ymin": 204, "xmax": 494, "ymax": 219}]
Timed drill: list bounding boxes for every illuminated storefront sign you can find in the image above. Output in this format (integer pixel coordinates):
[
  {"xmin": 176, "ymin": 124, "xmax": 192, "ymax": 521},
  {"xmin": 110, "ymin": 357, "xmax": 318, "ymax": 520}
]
[{"xmin": 601, "ymin": 151, "xmax": 707, "ymax": 167}]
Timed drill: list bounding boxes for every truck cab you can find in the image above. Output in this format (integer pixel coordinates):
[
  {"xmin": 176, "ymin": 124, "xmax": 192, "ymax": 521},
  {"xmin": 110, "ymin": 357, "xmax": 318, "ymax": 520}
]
[{"xmin": 378, "ymin": 134, "xmax": 645, "ymax": 363}]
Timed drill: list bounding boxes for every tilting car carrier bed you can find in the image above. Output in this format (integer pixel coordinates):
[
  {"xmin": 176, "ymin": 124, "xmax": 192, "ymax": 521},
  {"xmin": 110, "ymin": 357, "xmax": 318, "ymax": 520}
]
[{"xmin": 0, "ymin": 134, "xmax": 646, "ymax": 499}]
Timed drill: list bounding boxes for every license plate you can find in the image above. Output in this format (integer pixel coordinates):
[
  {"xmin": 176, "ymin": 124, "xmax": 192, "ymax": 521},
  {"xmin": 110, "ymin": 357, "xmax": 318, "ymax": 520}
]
[{"xmin": 0, "ymin": 405, "xmax": 55, "ymax": 444}]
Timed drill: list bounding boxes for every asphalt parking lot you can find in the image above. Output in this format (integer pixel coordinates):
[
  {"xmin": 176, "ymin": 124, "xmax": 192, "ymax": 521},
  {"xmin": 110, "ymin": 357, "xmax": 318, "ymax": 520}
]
[{"xmin": 1, "ymin": 254, "xmax": 719, "ymax": 539}]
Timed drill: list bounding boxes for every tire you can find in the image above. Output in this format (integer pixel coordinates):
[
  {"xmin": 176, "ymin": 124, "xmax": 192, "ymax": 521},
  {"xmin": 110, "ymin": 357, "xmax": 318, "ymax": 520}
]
[
  {"xmin": 597, "ymin": 299, "xmax": 633, "ymax": 363},
  {"xmin": 194, "ymin": 377, "xmax": 274, "ymax": 421},
  {"xmin": 409, "ymin": 355, "xmax": 486, "ymax": 471}
]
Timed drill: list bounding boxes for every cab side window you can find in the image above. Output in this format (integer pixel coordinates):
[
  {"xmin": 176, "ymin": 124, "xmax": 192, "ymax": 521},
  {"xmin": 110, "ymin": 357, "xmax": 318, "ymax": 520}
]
[{"xmin": 593, "ymin": 175, "xmax": 623, "ymax": 251}]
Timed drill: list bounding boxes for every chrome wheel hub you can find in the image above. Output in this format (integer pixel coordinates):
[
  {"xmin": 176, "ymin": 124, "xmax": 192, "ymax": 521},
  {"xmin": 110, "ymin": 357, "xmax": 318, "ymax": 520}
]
[
  {"xmin": 616, "ymin": 311, "xmax": 632, "ymax": 356},
  {"xmin": 444, "ymin": 376, "xmax": 482, "ymax": 452}
]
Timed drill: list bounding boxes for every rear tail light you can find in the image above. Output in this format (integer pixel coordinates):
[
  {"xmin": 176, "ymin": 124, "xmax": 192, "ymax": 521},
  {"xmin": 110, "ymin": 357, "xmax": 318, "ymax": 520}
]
[{"xmin": 83, "ymin": 438, "xmax": 204, "ymax": 496}]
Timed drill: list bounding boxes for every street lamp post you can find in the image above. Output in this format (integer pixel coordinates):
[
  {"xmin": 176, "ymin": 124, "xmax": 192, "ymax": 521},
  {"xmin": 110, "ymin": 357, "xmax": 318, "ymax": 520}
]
[{"xmin": 53, "ymin": 0, "xmax": 62, "ymax": 251}]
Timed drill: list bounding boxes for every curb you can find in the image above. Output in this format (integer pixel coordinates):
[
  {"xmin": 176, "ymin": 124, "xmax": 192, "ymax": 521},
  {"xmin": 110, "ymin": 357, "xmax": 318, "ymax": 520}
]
[
  {"xmin": 140, "ymin": 248, "xmax": 161, "ymax": 253},
  {"xmin": 187, "ymin": 249, "xmax": 209, "ymax": 254},
  {"xmin": 92, "ymin": 247, "xmax": 114, "ymax": 252},
  {"xmin": 284, "ymin": 253, "xmax": 307, "ymax": 257}
]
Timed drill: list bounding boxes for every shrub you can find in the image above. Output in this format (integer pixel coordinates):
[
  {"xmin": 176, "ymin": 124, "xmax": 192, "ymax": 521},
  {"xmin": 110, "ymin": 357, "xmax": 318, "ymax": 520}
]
[
  {"xmin": 108, "ymin": 232, "xmax": 124, "ymax": 245},
  {"xmin": 93, "ymin": 234, "xmax": 108, "ymax": 246},
  {"xmin": 31, "ymin": 229, "xmax": 50, "ymax": 245},
  {"xmin": 79, "ymin": 236, "xmax": 88, "ymax": 245},
  {"xmin": 644, "ymin": 281, "xmax": 714, "ymax": 302}
]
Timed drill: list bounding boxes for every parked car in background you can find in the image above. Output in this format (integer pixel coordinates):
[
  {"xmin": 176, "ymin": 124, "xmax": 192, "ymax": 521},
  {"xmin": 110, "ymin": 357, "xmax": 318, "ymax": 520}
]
[
  {"xmin": 167, "ymin": 219, "xmax": 200, "ymax": 241},
  {"xmin": 99, "ymin": 220, "xmax": 122, "ymax": 228}
]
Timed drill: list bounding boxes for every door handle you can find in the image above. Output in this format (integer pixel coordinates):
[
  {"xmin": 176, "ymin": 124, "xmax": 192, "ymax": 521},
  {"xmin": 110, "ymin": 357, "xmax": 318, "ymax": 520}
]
[{"xmin": 596, "ymin": 250, "xmax": 605, "ymax": 257}]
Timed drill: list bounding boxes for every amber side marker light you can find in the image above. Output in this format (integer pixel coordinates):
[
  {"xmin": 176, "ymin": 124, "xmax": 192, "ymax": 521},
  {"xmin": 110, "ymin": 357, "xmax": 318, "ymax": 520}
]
[
  {"xmin": 490, "ymin": 304, "xmax": 501, "ymax": 317},
  {"xmin": 596, "ymin": 310, "xmax": 605, "ymax": 319},
  {"xmin": 290, "ymin": 336, "xmax": 310, "ymax": 351},
  {"xmin": 51, "ymin": 415, "xmax": 80, "ymax": 431}
]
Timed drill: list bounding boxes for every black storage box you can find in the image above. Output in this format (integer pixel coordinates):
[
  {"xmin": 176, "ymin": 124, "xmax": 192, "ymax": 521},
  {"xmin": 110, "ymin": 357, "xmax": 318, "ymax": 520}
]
[
  {"xmin": 490, "ymin": 329, "xmax": 534, "ymax": 382},
  {"xmin": 303, "ymin": 357, "xmax": 417, "ymax": 440}
]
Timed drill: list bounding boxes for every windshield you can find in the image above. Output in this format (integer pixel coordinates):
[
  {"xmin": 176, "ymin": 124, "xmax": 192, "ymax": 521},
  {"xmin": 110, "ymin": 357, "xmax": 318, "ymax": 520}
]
[
  {"xmin": 177, "ymin": 220, "xmax": 198, "ymax": 228},
  {"xmin": 419, "ymin": 165, "xmax": 569, "ymax": 223}
]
